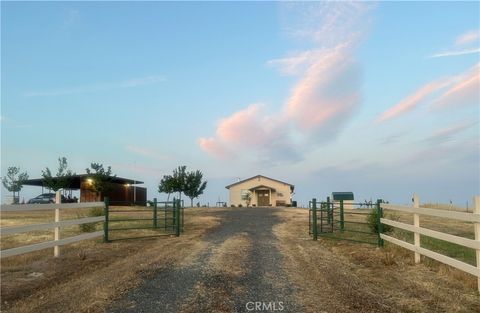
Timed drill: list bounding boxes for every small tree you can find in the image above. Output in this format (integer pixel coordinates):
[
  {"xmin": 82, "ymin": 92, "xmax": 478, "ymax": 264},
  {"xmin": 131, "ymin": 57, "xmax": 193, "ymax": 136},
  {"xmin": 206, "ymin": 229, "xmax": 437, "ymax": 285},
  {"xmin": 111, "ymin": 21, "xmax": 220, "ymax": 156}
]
[
  {"xmin": 158, "ymin": 175, "xmax": 176, "ymax": 201},
  {"xmin": 42, "ymin": 157, "xmax": 75, "ymax": 194},
  {"xmin": 85, "ymin": 163, "xmax": 115, "ymax": 199},
  {"xmin": 184, "ymin": 170, "xmax": 207, "ymax": 207},
  {"xmin": 2, "ymin": 166, "xmax": 29, "ymax": 204},
  {"xmin": 243, "ymin": 191, "xmax": 252, "ymax": 207}
]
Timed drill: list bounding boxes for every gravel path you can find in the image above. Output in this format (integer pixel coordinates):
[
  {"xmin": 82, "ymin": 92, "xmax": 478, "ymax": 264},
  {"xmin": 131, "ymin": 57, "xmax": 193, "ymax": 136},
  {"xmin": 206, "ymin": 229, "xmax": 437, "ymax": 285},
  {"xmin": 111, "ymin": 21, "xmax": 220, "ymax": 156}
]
[{"xmin": 109, "ymin": 207, "xmax": 303, "ymax": 313}]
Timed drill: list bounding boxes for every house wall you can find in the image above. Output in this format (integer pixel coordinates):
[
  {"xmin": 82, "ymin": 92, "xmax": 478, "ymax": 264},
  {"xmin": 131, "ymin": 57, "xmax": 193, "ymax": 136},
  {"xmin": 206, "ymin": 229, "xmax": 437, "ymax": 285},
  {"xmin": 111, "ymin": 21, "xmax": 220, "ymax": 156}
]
[{"xmin": 228, "ymin": 176, "xmax": 292, "ymax": 207}]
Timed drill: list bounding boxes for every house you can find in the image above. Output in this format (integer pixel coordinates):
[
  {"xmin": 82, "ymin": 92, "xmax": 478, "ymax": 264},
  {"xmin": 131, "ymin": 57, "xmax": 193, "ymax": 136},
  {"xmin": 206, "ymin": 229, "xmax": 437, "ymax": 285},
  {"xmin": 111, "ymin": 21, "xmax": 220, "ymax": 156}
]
[{"xmin": 225, "ymin": 175, "xmax": 294, "ymax": 207}]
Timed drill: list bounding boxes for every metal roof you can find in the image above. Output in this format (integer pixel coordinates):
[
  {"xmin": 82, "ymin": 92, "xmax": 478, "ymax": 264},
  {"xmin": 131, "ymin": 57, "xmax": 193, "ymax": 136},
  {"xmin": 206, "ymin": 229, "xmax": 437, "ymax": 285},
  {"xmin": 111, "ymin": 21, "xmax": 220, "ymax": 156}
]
[
  {"xmin": 23, "ymin": 174, "xmax": 143, "ymax": 190},
  {"xmin": 332, "ymin": 192, "xmax": 354, "ymax": 201}
]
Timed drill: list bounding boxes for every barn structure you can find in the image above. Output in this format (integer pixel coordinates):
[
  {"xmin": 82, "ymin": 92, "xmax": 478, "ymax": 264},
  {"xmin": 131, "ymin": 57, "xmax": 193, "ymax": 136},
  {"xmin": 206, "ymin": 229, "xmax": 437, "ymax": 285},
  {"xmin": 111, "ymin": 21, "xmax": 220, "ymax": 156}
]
[
  {"xmin": 23, "ymin": 174, "xmax": 146, "ymax": 206},
  {"xmin": 225, "ymin": 175, "xmax": 294, "ymax": 207}
]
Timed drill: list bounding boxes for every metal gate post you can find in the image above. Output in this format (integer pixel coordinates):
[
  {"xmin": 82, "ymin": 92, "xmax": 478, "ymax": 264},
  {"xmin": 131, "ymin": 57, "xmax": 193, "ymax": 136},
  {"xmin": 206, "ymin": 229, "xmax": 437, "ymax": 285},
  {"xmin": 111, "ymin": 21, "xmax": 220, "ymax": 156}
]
[
  {"xmin": 153, "ymin": 198, "xmax": 158, "ymax": 228},
  {"xmin": 320, "ymin": 202, "xmax": 323, "ymax": 233},
  {"xmin": 312, "ymin": 198, "xmax": 318, "ymax": 240},
  {"xmin": 340, "ymin": 199, "xmax": 345, "ymax": 231},
  {"xmin": 326, "ymin": 196, "xmax": 331, "ymax": 225},
  {"xmin": 376, "ymin": 199, "xmax": 384, "ymax": 247},
  {"xmin": 103, "ymin": 197, "xmax": 110, "ymax": 243},
  {"xmin": 175, "ymin": 199, "xmax": 181, "ymax": 237}
]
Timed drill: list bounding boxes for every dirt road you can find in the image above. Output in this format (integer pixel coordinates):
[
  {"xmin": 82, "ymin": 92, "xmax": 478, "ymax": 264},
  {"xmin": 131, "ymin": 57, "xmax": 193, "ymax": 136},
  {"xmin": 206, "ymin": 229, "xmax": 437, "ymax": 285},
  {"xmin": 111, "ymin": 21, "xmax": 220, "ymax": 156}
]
[
  {"xmin": 108, "ymin": 207, "xmax": 479, "ymax": 313},
  {"xmin": 109, "ymin": 207, "xmax": 303, "ymax": 313}
]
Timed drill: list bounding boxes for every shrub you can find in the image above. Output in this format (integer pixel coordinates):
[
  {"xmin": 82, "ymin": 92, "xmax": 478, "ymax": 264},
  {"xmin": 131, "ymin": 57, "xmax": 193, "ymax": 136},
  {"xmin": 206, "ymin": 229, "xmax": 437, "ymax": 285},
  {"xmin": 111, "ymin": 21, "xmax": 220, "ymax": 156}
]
[
  {"xmin": 238, "ymin": 204, "xmax": 243, "ymax": 207},
  {"xmin": 231, "ymin": 204, "xmax": 236, "ymax": 207},
  {"xmin": 79, "ymin": 207, "xmax": 104, "ymax": 232},
  {"xmin": 367, "ymin": 208, "xmax": 393, "ymax": 234}
]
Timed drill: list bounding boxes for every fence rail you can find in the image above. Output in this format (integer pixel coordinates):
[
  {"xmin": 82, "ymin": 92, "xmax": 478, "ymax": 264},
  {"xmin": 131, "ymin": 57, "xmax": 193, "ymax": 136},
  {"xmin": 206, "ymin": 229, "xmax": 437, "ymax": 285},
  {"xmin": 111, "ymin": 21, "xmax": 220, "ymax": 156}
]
[
  {"xmin": 0, "ymin": 200, "xmax": 105, "ymax": 259},
  {"xmin": 381, "ymin": 194, "xmax": 480, "ymax": 292}
]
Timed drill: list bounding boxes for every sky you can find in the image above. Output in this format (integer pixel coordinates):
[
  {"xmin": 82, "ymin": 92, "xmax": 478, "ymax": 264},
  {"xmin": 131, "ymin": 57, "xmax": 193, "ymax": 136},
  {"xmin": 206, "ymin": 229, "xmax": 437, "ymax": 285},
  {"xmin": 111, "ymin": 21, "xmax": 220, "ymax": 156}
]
[{"xmin": 1, "ymin": 1, "xmax": 479, "ymax": 207}]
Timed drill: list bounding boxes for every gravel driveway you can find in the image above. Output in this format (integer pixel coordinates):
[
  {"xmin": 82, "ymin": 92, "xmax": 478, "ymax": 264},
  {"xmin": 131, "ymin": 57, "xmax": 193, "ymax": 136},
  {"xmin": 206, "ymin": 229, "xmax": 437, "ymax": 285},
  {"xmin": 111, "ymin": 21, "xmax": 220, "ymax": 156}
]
[{"xmin": 109, "ymin": 207, "xmax": 303, "ymax": 313}]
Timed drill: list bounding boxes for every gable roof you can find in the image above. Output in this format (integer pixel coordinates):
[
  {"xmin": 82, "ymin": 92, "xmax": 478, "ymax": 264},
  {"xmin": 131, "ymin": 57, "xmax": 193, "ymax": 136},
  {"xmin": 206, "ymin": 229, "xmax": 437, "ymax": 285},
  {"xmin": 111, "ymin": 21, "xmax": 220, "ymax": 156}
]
[{"xmin": 225, "ymin": 175, "xmax": 294, "ymax": 189}]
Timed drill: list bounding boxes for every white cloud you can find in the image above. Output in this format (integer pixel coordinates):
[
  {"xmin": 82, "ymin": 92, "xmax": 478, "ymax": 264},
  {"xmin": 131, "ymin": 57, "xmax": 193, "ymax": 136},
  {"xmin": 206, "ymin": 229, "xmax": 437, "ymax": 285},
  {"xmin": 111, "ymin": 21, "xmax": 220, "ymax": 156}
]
[
  {"xmin": 24, "ymin": 75, "xmax": 166, "ymax": 97},
  {"xmin": 429, "ymin": 47, "xmax": 480, "ymax": 58}
]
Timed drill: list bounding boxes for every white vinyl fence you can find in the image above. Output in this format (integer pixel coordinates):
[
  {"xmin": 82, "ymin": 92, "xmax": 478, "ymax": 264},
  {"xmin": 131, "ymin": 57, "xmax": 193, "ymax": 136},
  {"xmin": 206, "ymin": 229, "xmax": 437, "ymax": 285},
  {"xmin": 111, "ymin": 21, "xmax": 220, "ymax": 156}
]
[
  {"xmin": 0, "ymin": 201, "xmax": 104, "ymax": 258},
  {"xmin": 380, "ymin": 194, "xmax": 480, "ymax": 292}
]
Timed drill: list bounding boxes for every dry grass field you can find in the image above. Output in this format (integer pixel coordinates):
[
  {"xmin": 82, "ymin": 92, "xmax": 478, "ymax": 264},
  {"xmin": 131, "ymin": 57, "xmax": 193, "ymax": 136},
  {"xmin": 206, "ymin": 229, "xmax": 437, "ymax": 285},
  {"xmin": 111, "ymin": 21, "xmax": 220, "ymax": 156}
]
[
  {"xmin": 1, "ymin": 206, "xmax": 479, "ymax": 313},
  {"xmin": 273, "ymin": 208, "xmax": 479, "ymax": 313},
  {"xmin": 0, "ymin": 207, "xmax": 222, "ymax": 313}
]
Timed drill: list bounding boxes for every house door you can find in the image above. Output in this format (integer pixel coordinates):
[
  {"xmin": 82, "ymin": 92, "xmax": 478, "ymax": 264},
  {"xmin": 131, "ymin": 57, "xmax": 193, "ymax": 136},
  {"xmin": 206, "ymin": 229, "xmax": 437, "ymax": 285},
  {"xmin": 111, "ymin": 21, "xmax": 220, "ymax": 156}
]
[{"xmin": 257, "ymin": 190, "xmax": 270, "ymax": 206}]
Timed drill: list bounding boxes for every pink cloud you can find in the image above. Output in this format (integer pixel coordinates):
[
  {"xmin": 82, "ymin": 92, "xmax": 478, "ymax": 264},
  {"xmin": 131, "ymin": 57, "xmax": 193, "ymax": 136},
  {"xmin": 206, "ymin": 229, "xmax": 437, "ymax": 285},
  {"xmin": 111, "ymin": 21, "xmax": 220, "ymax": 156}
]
[
  {"xmin": 284, "ymin": 45, "xmax": 361, "ymax": 134},
  {"xmin": 376, "ymin": 80, "xmax": 449, "ymax": 123},
  {"xmin": 216, "ymin": 104, "xmax": 270, "ymax": 146},
  {"xmin": 198, "ymin": 2, "xmax": 370, "ymax": 162},
  {"xmin": 456, "ymin": 30, "xmax": 480, "ymax": 46},
  {"xmin": 197, "ymin": 137, "xmax": 232, "ymax": 160},
  {"xmin": 432, "ymin": 64, "xmax": 480, "ymax": 109}
]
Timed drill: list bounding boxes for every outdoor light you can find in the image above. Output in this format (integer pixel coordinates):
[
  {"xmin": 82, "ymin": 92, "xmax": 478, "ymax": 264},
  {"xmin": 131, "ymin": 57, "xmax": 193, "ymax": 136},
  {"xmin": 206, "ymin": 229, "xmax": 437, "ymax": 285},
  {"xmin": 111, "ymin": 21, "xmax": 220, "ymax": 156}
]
[
  {"xmin": 125, "ymin": 184, "xmax": 130, "ymax": 187},
  {"xmin": 86, "ymin": 178, "xmax": 93, "ymax": 184}
]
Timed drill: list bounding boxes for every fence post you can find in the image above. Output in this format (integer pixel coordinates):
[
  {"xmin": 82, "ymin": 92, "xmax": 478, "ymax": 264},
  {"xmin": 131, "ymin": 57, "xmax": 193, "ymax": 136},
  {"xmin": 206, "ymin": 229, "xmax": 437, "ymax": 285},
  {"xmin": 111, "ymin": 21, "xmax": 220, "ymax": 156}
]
[
  {"xmin": 340, "ymin": 199, "xmax": 345, "ymax": 231},
  {"xmin": 175, "ymin": 199, "xmax": 181, "ymax": 237},
  {"xmin": 103, "ymin": 197, "xmax": 110, "ymax": 243},
  {"xmin": 54, "ymin": 191, "xmax": 61, "ymax": 257},
  {"xmin": 153, "ymin": 198, "xmax": 158, "ymax": 228},
  {"xmin": 327, "ymin": 196, "xmax": 331, "ymax": 225},
  {"xmin": 312, "ymin": 198, "xmax": 318, "ymax": 241},
  {"xmin": 473, "ymin": 196, "xmax": 480, "ymax": 293},
  {"xmin": 376, "ymin": 199, "xmax": 384, "ymax": 247},
  {"xmin": 413, "ymin": 193, "xmax": 421, "ymax": 264}
]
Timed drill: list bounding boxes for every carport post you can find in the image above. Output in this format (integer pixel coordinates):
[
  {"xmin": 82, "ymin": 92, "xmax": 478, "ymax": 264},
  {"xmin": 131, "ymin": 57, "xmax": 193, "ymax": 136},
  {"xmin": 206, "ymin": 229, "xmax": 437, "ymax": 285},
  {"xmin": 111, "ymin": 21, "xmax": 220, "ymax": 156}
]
[
  {"xmin": 153, "ymin": 198, "xmax": 158, "ymax": 228},
  {"xmin": 312, "ymin": 198, "xmax": 318, "ymax": 241},
  {"xmin": 103, "ymin": 197, "xmax": 110, "ymax": 243},
  {"xmin": 340, "ymin": 200, "xmax": 345, "ymax": 231}
]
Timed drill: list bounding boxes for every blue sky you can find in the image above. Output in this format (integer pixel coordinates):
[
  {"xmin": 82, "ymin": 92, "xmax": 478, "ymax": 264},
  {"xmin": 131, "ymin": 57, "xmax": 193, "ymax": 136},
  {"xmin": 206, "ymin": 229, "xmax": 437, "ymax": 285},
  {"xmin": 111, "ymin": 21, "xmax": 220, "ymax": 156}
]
[{"xmin": 2, "ymin": 1, "xmax": 479, "ymax": 207}]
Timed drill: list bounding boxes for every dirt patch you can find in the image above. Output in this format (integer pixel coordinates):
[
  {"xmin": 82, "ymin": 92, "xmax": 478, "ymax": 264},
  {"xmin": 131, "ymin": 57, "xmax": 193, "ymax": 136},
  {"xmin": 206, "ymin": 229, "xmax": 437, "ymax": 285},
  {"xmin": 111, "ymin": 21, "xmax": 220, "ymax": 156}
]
[
  {"xmin": 273, "ymin": 208, "xmax": 480, "ymax": 313},
  {"xmin": 1, "ymin": 208, "xmax": 222, "ymax": 313}
]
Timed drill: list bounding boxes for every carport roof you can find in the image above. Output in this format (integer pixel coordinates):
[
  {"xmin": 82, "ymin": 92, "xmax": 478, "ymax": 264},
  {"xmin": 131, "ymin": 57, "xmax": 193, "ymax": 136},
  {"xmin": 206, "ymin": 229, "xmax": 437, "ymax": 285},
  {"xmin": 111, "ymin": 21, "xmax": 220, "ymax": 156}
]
[{"xmin": 23, "ymin": 174, "xmax": 143, "ymax": 190}]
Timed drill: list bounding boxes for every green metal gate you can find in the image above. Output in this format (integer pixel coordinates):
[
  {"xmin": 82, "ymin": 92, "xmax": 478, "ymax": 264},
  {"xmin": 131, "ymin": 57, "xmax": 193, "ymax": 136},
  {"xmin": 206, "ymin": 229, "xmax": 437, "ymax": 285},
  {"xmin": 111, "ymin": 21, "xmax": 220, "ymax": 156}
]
[
  {"xmin": 103, "ymin": 197, "xmax": 184, "ymax": 242},
  {"xmin": 309, "ymin": 197, "xmax": 384, "ymax": 246}
]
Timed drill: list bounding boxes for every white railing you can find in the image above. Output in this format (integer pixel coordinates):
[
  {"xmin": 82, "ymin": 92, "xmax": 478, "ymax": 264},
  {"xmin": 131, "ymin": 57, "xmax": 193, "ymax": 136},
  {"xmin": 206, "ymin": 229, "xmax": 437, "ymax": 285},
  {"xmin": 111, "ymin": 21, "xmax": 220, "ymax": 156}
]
[
  {"xmin": 0, "ymin": 201, "xmax": 104, "ymax": 258},
  {"xmin": 380, "ymin": 194, "xmax": 480, "ymax": 292}
]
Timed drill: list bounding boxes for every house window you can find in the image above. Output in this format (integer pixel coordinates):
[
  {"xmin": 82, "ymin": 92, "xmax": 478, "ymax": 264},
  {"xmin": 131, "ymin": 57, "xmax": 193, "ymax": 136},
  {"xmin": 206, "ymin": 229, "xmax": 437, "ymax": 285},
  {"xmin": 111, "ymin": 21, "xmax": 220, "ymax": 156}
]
[
  {"xmin": 277, "ymin": 193, "xmax": 284, "ymax": 197},
  {"xmin": 241, "ymin": 189, "xmax": 250, "ymax": 200}
]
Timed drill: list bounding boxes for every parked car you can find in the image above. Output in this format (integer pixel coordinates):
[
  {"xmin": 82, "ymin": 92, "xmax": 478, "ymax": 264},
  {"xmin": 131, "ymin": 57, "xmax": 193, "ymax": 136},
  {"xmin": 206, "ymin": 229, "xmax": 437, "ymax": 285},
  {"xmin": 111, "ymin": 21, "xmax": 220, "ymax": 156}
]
[{"xmin": 28, "ymin": 193, "xmax": 66, "ymax": 204}]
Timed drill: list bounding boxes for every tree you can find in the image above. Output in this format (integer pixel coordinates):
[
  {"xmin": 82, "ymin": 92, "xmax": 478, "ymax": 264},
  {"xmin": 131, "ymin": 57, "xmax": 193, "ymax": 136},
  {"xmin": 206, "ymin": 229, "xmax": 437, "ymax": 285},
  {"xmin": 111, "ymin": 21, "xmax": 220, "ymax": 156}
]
[
  {"xmin": 2, "ymin": 166, "xmax": 29, "ymax": 204},
  {"xmin": 158, "ymin": 175, "xmax": 175, "ymax": 201},
  {"xmin": 243, "ymin": 191, "xmax": 252, "ymax": 207},
  {"xmin": 158, "ymin": 166, "xmax": 207, "ymax": 205},
  {"xmin": 85, "ymin": 163, "xmax": 115, "ymax": 198},
  {"xmin": 42, "ymin": 157, "xmax": 75, "ymax": 193},
  {"xmin": 184, "ymin": 170, "xmax": 207, "ymax": 207},
  {"xmin": 171, "ymin": 165, "xmax": 187, "ymax": 200}
]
